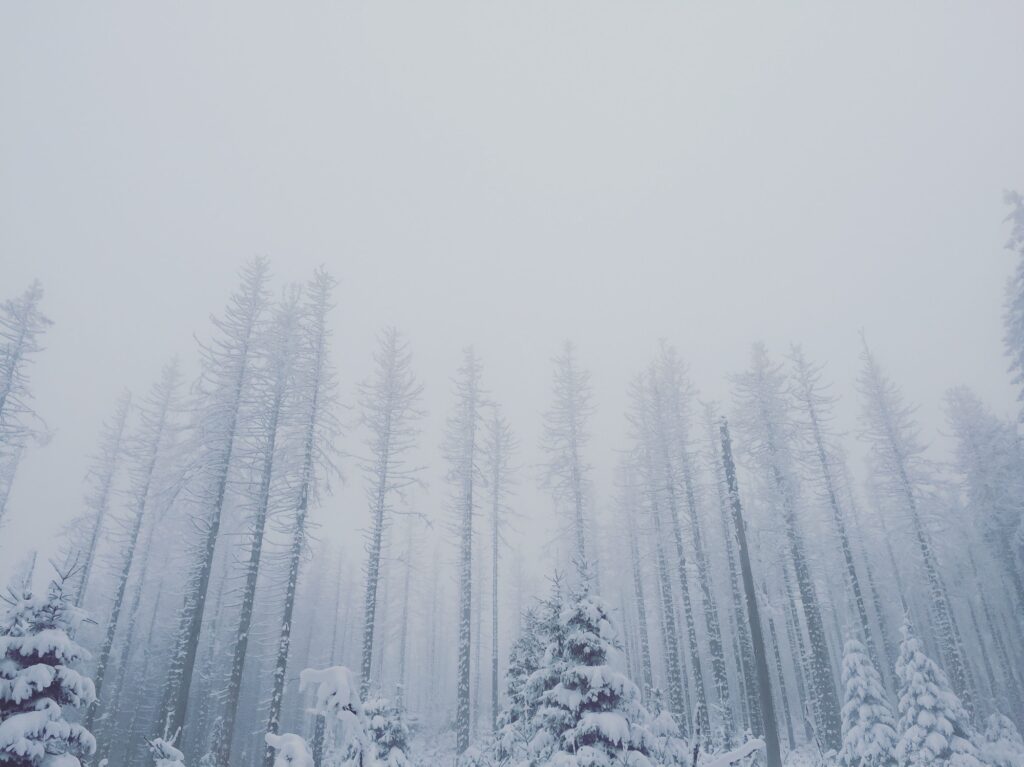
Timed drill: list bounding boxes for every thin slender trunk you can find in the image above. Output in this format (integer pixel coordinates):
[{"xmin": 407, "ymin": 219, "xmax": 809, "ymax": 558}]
[
  {"xmin": 263, "ymin": 357, "xmax": 323, "ymax": 767},
  {"xmin": 86, "ymin": 385, "xmax": 172, "ymax": 733},
  {"xmin": 767, "ymin": 608, "xmax": 795, "ymax": 751},
  {"xmin": 769, "ymin": 455, "xmax": 840, "ymax": 749},
  {"xmin": 627, "ymin": 513, "xmax": 654, "ymax": 697},
  {"xmin": 76, "ymin": 392, "xmax": 131, "ymax": 607},
  {"xmin": 646, "ymin": 462, "xmax": 688, "ymax": 731},
  {"xmin": 491, "ymin": 484, "xmax": 500, "ymax": 732},
  {"xmin": 456, "ymin": 465, "xmax": 473, "ymax": 753},
  {"xmin": 719, "ymin": 418, "xmax": 782, "ymax": 767},
  {"xmin": 213, "ymin": 376, "xmax": 287, "ymax": 767},
  {"xmin": 361, "ymin": 426, "xmax": 391, "ymax": 698},
  {"xmin": 799, "ymin": 391, "xmax": 882, "ymax": 680},
  {"xmin": 708, "ymin": 413, "xmax": 758, "ymax": 734},
  {"xmin": 398, "ymin": 532, "xmax": 412, "ymax": 710}
]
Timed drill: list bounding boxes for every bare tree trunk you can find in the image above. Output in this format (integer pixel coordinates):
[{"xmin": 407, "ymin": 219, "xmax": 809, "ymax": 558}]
[
  {"xmin": 75, "ymin": 390, "xmax": 132, "ymax": 607},
  {"xmin": 87, "ymin": 368, "xmax": 176, "ymax": 735},
  {"xmin": 719, "ymin": 418, "xmax": 782, "ymax": 767}
]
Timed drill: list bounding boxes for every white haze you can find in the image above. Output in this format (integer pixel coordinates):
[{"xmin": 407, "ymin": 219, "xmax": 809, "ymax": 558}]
[{"xmin": 2, "ymin": 1, "xmax": 1022, "ymax": 579}]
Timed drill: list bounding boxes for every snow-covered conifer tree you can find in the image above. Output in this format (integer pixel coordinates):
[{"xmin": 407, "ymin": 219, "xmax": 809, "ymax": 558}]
[
  {"xmin": 364, "ymin": 697, "xmax": 411, "ymax": 766},
  {"xmin": 531, "ymin": 580, "xmax": 654, "ymax": 766},
  {"xmin": 980, "ymin": 714, "xmax": 1024, "ymax": 767},
  {"xmin": 496, "ymin": 605, "xmax": 544, "ymax": 761},
  {"xmin": 837, "ymin": 638, "xmax": 898, "ymax": 767},
  {"xmin": 894, "ymin": 622, "xmax": 982, "ymax": 767},
  {"xmin": 0, "ymin": 563, "xmax": 96, "ymax": 766}
]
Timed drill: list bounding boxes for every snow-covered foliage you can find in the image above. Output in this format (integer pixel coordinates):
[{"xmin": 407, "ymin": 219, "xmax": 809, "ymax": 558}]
[
  {"xmin": 265, "ymin": 733, "xmax": 313, "ymax": 767},
  {"xmin": 300, "ymin": 666, "xmax": 362, "ymax": 722},
  {"xmin": 530, "ymin": 583, "xmax": 655, "ymax": 766},
  {"xmin": 837, "ymin": 639, "xmax": 897, "ymax": 767},
  {"xmin": 979, "ymin": 714, "xmax": 1024, "ymax": 767},
  {"xmin": 364, "ymin": 697, "xmax": 411, "ymax": 767},
  {"xmin": 148, "ymin": 737, "xmax": 185, "ymax": 767},
  {"xmin": 0, "ymin": 565, "xmax": 95, "ymax": 766},
  {"xmin": 894, "ymin": 623, "xmax": 982, "ymax": 767}
]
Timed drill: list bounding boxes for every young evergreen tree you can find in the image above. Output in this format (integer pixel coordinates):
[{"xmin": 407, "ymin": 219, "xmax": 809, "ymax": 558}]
[
  {"xmin": 364, "ymin": 697, "xmax": 411, "ymax": 766},
  {"xmin": 498, "ymin": 606, "xmax": 544, "ymax": 746},
  {"xmin": 0, "ymin": 563, "xmax": 96, "ymax": 766},
  {"xmin": 980, "ymin": 714, "xmax": 1024, "ymax": 767},
  {"xmin": 837, "ymin": 639, "xmax": 898, "ymax": 767},
  {"xmin": 894, "ymin": 622, "xmax": 982, "ymax": 767},
  {"xmin": 531, "ymin": 580, "xmax": 655, "ymax": 767}
]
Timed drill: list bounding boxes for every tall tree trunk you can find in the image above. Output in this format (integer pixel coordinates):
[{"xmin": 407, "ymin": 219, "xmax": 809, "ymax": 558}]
[
  {"xmin": 627, "ymin": 508, "xmax": 654, "ymax": 698},
  {"xmin": 75, "ymin": 390, "xmax": 132, "ymax": 607},
  {"xmin": 719, "ymin": 418, "xmax": 782, "ymax": 767},
  {"xmin": 645, "ymin": 451, "xmax": 689, "ymax": 731},
  {"xmin": 213, "ymin": 353, "xmax": 290, "ymax": 767},
  {"xmin": 86, "ymin": 375, "xmax": 174, "ymax": 735},
  {"xmin": 706, "ymin": 406, "xmax": 759, "ymax": 735},
  {"xmin": 766, "ymin": 606, "xmax": 795, "ymax": 751},
  {"xmin": 491, "ymin": 484, "xmax": 501, "ymax": 732}
]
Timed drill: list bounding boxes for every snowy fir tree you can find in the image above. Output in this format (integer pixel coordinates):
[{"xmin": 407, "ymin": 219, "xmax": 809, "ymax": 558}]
[
  {"xmin": 364, "ymin": 697, "xmax": 411, "ymax": 767},
  {"xmin": 530, "ymin": 581, "xmax": 654, "ymax": 767},
  {"xmin": 837, "ymin": 639, "xmax": 898, "ymax": 767},
  {"xmin": 980, "ymin": 714, "xmax": 1024, "ymax": 767},
  {"xmin": 0, "ymin": 563, "xmax": 96, "ymax": 766},
  {"xmin": 894, "ymin": 623, "xmax": 982, "ymax": 767}
]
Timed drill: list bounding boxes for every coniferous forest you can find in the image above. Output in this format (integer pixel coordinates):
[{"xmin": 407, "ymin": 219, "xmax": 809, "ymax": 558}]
[{"xmin": 2, "ymin": 5, "xmax": 1024, "ymax": 767}]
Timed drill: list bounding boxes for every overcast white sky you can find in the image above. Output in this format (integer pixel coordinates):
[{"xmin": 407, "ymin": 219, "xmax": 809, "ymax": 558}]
[{"xmin": 2, "ymin": 2, "xmax": 1023, "ymax": 580}]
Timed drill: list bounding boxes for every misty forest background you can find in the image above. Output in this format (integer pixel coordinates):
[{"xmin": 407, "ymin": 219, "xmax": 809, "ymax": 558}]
[
  {"xmin": 4, "ymin": 5, "xmax": 1024, "ymax": 767},
  {"xmin": 2, "ymin": 194, "xmax": 1024, "ymax": 767}
]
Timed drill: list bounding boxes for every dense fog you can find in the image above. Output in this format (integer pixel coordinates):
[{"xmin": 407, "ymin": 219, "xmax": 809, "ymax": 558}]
[{"xmin": 2, "ymin": 4, "xmax": 1024, "ymax": 767}]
